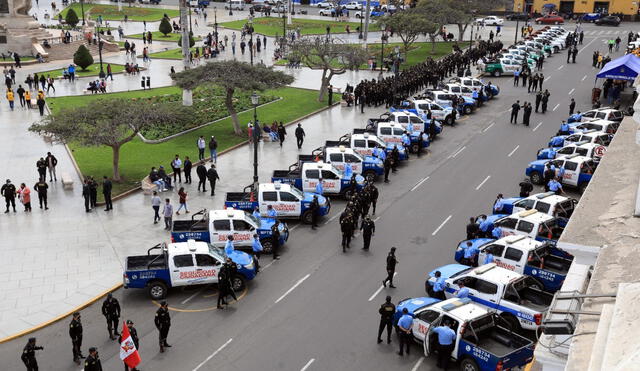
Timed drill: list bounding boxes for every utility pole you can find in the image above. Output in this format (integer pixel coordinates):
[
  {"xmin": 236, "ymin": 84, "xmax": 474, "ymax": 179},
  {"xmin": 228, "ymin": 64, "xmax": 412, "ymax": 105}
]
[
  {"xmin": 363, "ymin": 0, "xmax": 371, "ymax": 48},
  {"xmin": 180, "ymin": 0, "xmax": 192, "ymax": 106},
  {"xmin": 287, "ymin": 0, "xmax": 292, "ymax": 25}
]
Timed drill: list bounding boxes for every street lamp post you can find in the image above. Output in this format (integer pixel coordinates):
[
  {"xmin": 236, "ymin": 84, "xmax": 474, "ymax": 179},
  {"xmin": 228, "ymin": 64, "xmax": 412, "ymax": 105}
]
[
  {"xmin": 470, "ymin": 11, "xmax": 476, "ymax": 48},
  {"xmin": 282, "ymin": 14, "xmax": 287, "ymax": 53},
  {"xmin": 229, "ymin": 0, "xmax": 233, "ymax": 16},
  {"xmin": 358, "ymin": 14, "xmax": 363, "ymax": 39},
  {"xmin": 515, "ymin": 4, "xmax": 522, "ymax": 44},
  {"xmin": 214, "ymin": 7, "xmax": 219, "ymax": 53},
  {"xmin": 249, "ymin": 19, "xmax": 254, "ymax": 65},
  {"xmin": 80, "ymin": 0, "xmax": 86, "ymax": 25},
  {"xmin": 251, "ymin": 92, "xmax": 260, "ymax": 187},
  {"xmin": 379, "ymin": 23, "xmax": 385, "ymax": 79},
  {"xmin": 97, "ymin": 25, "xmax": 105, "ymax": 79}
]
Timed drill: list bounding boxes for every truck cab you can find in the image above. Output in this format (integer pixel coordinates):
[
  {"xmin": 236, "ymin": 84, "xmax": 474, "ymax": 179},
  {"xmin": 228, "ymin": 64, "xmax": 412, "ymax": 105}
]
[
  {"xmin": 171, "ymin": 209, "xmax": 289, "ymax": 253},
  {"xmin": 427, "ymin": 264, "xmax": 553, "ymax": 331},
  {"xmin": 578, "ymin": 108, "xmax": 624, "ymax": 123},
  {"xmin": 340, "ymin": 131, "xmax": 408, "ymax": 161},
  {"xmin": 271, "ymin": 160, "xmax": 365, "ymax": 198},
  {"xmin": 493, "ymin": 209, "xmax": 563, "ymax": 243},
  {"xmin": 365, "ymin": 122, "xmax": 430, "ymax": 153},
  {"xmin": 561, "ymin": 129, "xmax": 612, "ymax": 147},
  {"xmin": 455, "ymin": 235, "xmax": 574, "ymax": 292},
  {"xmin": 371, "ymin": 111, "xmax": 427, "ymax": 132},
  {"xmin": 224, "ymin": 182, "xmax": 330, "ymax": 224},
  {"xmin": 507, "ymin": 192, "xmax": 576, "ymax": 225},
  {"xmin": 449, "ymin": 77, "xmax": 500, "ymax": 98},
  {"xmin": 537, "ymin": 141, "xmax": 607, "ymax": 162},
  {"xmin": 573, "ymin": 119, "xmax": 620, "ymax": 135},
  {"xmin": 402, "ymin": 98, "xmax": 455, "ymax": 126},
  {"xmin": 422, "ymin": 90, "xmax": 475, "ymax": 115},
  {"xmin": 526, "ymin": 154, "xmax": 597, "ymax": 193},
  {"xmin": 483, "ymin": 58, "xmax": 532, "ymax": 77},
  {"xmin": 312, "ymin": 143, "xmax": 384, "ymax": 182},
  {"xmin": 123, "ymin": 240, "xmax": 257, "ymax": 299}
]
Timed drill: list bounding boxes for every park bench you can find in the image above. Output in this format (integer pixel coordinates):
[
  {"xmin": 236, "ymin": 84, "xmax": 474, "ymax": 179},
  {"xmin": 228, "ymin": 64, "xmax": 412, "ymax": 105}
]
[
  {"xmin": 60, "ymin": 173, "xmax": 74, "ymax": 189},
  {"xmin": 141, "ymin": 175, "xmax": 158, "ymax": 195}
]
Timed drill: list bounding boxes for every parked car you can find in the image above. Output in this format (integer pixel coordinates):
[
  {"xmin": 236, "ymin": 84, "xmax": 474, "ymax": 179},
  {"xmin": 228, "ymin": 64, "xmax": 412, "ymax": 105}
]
[
  {"xmin": 595, "ymin": 15, "xmax": 621, "ymax": 26},
  {"xmin": 343, "ymin": 1, "xmax": 362, "ymax": 10},
  {"xmin": 581, "ymin": 13, "xmax": 602, "ymax": 22},
  {"xmin": 475, "ymin": 16, "xmax": 504, "ymax": 26},
  {"xmin": 313, "ymin": 1, "xmax": 334, "ymax": 8},
  {"xmin": 506, "ymin": 13, "xmax": 530, "ymax": 21},
  {"xmin": 535, "ymin": 15, "xmax": 564, "ymax": 25}
]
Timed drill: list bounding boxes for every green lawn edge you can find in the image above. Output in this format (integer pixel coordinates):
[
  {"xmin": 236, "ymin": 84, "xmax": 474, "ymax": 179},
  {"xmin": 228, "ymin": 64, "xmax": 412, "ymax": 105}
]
[
  {"xmin": 219, "ymin": 17, "xmax": 380, "ymax": 37},
  {"xmin": 37, "ymin": 63, "xmax": 127, "ymax": 79},
  {"xmin": 125, "ymin": 31, "xmax": 202, "ymax": 43},
  {"xmin": 60, "ymin": 3, "xmax": 179, "ymax": 22}
]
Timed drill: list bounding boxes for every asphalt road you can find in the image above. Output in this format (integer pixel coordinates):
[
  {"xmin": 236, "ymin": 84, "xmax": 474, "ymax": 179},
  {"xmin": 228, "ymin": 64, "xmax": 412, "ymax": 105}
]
[{"xmin": 1, "ymin": 22, "xmax": 633, "ymax": 371}]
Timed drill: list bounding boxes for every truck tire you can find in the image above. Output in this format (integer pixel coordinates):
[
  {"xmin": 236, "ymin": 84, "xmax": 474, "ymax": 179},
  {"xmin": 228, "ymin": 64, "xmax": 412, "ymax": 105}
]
[
  {"xmin": 302, "ymin": 210, "xmax": 313, "ymax": 224},
  {"xmin": 460, "ymin": 357, "xmax": 480, "ymax": 371},
  {"xmin": 499, "ymin": 313, "xmax": 522, "ymax": 333},
  {"xmin": 530, "ymin": 171, "xmax": 542, "ymax": 185},
  {"xmin": 410, "ymin": 143, "xmax": 419, "ymax": 154},
  {"xmin": 363, "ymin": 170, "xmax": 376, "ymax": 183},
  {"xmin": 260, "ymin": 239, "xmax": 273, "ymax": 254},
  {"xmin": 444, "ymin": 115, "xmax": 453, "ymax": 126},
  {"xmin": 231, "ymin": 274, "xmax": 246, "ymax": 292},
  {"xmin": 463, "ymin": 105, "xmax": 472, "ymax": 115},
  {"xmin": 148, "ymin": 281, "xmax": 168, "ymax": 300}
]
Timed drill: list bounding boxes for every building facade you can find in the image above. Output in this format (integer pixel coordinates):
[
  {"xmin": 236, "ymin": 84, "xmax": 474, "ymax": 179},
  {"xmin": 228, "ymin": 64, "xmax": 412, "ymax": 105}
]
[{"xmin": 512, "ymin": 0, "xmax": 640, "ymax": 16}]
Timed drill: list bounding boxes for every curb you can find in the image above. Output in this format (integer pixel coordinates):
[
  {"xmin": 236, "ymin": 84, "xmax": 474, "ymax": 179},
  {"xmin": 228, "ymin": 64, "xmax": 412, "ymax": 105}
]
[{"xmin": 0, "ymin": 283, "xmax": 123, "ymax": 344}]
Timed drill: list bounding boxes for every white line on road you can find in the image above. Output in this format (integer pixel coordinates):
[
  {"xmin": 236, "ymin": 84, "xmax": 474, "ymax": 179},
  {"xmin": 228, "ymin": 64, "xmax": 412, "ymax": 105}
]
[
  {"xmin": 533, "ymin": 121, "xmax": 543, "ymax": 132},
  {"xmin": 410, "ymin": 176, "xmax": 430, "ymax": 192},
  {"xmin": 598, "ymin": 30, "xmax": 604, "ymax": 35},
  {"xmin": 289, "ymin": 224, "xmax": 301, "ymax": 232},
  {"xmin": 181, "ymin": 287, "xmax": 206, "ymax": 305},
  {"xmin": 482, "ymin": 122, "xmax": 495, "ymax": 133},
  {"xmin": 432, "ymin": 215, "xmax": 452, "ymax": 236},
  {"xmin": 451, "ymin": 146, "xmax": 466, "ymax": 158},
  {"xmin": 193, "ymin": 338, "xmax": 233, "ymax": 371},
  {"xmin": 261, "ymin": 260, "xmax": 277, "ymax": 271},
  {"xmin": 507, "ymin": 145, "xmax": 520, "ymax": 157},
  {"xmin": 301, "ymin": 358, "xmax": 315, "ymax": 371},
  {"xmin": 581, "ymin": 74, "xmax": 588, "ymax": 81},
  {"xmin": 578, "ymin": 37, "xmax": 599, "ymax": 55},
  {"xmin": 411, "ymin": 357, "xmax": 425, "ymax": 371},
  {"xmin": 558, "ymin": 65, "xmax": 564, "ymax": 70},
  {"xmin": 552, "ymin": 103, "xmax": 560, "ymax": 111},
  {"xmin": 275, "ymin": 273, "xmax": 311, "ymax": 304},
  {"xmin": 568, "ymin": 88, "xmax": 575, "ymax": 95},
  {"xmin": 545, "ymin": 76, "xmax": 551, "ymax": 81},
  {"xmin": 324, "ymin": 213, "xmax": 339, "ymax": 225},
  {"xmin": 373, "ymin": 216, "xmax": 380, "ymax": 222},
  {"xmin": 368, "ymin": 272, "xmax": 398, "ymax": 301},
  {"xmin": 475, "ymin": 175, "xmax": 491, "ymax": 190}
]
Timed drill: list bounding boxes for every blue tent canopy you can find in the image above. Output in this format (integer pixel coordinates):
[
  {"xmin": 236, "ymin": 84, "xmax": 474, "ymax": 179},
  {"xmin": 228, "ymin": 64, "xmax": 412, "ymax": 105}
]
[
  {"xmin": 596, "ymin": 54, "xmax": 640, "ymax": 81},
  {"xmin": 542, "ymin": 3, "xmax": 556, "ymax": 8}
]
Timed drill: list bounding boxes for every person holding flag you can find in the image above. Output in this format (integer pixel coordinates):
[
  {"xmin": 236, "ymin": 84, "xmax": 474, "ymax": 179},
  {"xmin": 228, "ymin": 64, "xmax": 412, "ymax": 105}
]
[{"xmin": 119, "ymin": 320, "xmax": 141, "ymax": 371}]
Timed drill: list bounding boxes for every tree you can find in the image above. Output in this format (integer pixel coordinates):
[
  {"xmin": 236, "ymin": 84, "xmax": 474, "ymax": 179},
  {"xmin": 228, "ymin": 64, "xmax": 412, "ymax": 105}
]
[
  {"xmin": 380, "ymin": 10, "xmax": 434, "ymax": 61},
  {"xmin": 177, "ymin": 31, "xmax": 195, "ymax": 48},
  {"xmin": 418, "ymin": 0, "xmax": 509, "ymax": 41},
  {"xmin": 172, "ymin": 61, "xmax": 294, "ymax": 136},
  {"xmin": 29, "ymin": 100, "xmax": 187, "ymax": 181},
  {"xmin": 159, "ymin": 17, "xmax": 172, "ymax": 36},
  {"xmin": 65, "ymin": 8, "xmax": 79, "ymax": 28},
  {"xmin": 73, "ymin": 44, "xmax": 94, "ymax": 71},
  {"xmin": 287, "ymin": 37, "xmax": 368, "ymax": 102}
]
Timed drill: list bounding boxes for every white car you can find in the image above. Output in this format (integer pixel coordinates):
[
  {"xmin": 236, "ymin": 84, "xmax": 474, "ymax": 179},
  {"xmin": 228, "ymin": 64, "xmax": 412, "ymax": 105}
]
[
  {"xmin": 318, "ymin": 7, "xmax": 336, "ymax": 16},
  {"xmin": 475, "ymin": 16, "xmax": 504, "ymax": 26},
  {"xmin": 343, "ymin": 1, "xmax": 362, "ymax": 10},
  {"xmin": 313, "ymin": 1, "xmax": 334, "ymax": 8}
]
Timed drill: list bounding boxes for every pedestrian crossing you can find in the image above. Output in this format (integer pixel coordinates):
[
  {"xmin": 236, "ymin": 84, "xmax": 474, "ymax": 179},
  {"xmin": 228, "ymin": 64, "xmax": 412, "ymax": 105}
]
[{"xmin": 581, "ymin": 29, "xmax": 629, "ymax": 36}]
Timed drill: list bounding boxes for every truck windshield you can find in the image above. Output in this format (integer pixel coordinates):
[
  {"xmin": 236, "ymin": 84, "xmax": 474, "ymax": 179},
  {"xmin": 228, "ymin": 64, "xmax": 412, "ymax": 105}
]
[
  {"xmin": 246, "ymin": 213, "xmax": 261, "ymax": 226},
  {"xmin": 290, "ymin": 187, "xmax": 304, "ymax": 199},
  {"xmin": 538, "ymin": 219, "xmax": 562, "ymax": 240},
  {"xmin": 208, "ymin": 245, "xmax": 225, "ymax": 258},
  {"xmin": 409, "ymin": 116, "xmax": 423, "ymax": 123}
]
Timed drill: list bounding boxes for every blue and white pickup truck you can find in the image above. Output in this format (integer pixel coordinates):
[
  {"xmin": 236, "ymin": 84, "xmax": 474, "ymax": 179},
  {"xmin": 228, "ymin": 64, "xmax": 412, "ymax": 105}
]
[
  {"xmin": 423, "ymin": 89, "xmax": 477, "ymax": 115},
  {"xmin": 536, "ymin": 141, "xmax": 607, "ymax": 161},
  {"xmin": 395, "ymin": 297, "xmax": 535, "ymax": 371},
  {"xmin": 394, "ymin": 99, "xmax": 454, "ymax": 126},
  {"xmin": 493, "ymin": 192, "xmax": 576, "ymax": 227},
  {"xmin": 310, "ymin": 142, "xmax": 384, "ymax": 182},
  {"xmin": 491, "ymin": 209, "xmax": 564, "ymax": 243},
  {"xmin": 123, "ymin": 240, "xmax": 257, "ymax": 300},
  {"xmin": 525, "ymin": 154, "xmax": 597, "ymax": 193},
  {"xmin": 364, "ymin": 121, "xmax": 430, "ymax": 153},
  {"xmin": 271, "ymin": 160, "xmax": 364, "ymax": 198},
  {"xmin": 338, "ymin": 130, "xmax": 409, "ymax": 161},
  {"xmin": 454, "ymin": 235, "xmax": 574, "ymax": 292},
  {"xmin": 224, "ymin": 182, "xmax": 330, "ymax": 224},
  {"xmin": 449, "ymin": 77, "xmax": 500, "ymax": 98},
  {"xmin": 426, "ymin": 264, "xmax": 553, "ymax": 331},
  {"xmin": 368, "ymin": 111, "xmax": 427, "ymax": 132},
  {"xmin": 547, "ymin": 129, "xmax": 612, "ymax": 148},
  {"xmin": 171, "ymin": 208, "xmax": 288, "ymax": 253}
]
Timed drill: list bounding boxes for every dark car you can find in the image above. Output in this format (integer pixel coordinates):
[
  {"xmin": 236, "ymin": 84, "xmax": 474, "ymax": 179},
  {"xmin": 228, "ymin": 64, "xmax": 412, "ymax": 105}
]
[
  {"xmin": 506, "ymin": 13, "xmax": 530, "ymax": 21},
  {"xmin": 251, "ymin": 3, "xmax": 271, "ymax": 11},
  {"xmin": 595, "ymin": 15, "xmax": 621, "ymax": 26}
]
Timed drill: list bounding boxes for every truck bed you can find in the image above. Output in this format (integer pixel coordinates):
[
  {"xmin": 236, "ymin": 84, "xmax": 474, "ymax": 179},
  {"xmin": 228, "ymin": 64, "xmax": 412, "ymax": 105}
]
[
  {"xmin": 541, "ymin": 254, "xmax": 572, "ymax": 274},
  {"xmin": 519, "ymin": 287, "xmax": 553, "ymax": 310},
  {"xmin": 272, "ymin": 170, "xmax": 299, "ymax": 178},
  {"xmin": 473, "ymin": 327, "xmax": 531, "ymax": 357},
  {"xmin": 172, "ymin": 219, "xmax": 208, "ymax": 232},
  {"xmin": 225, "ymin": 192, "xmax": 251, "ymax": 202},
  {"xmin": 126, "ymin": 254, "xmax": 167, "ymax": 271}
]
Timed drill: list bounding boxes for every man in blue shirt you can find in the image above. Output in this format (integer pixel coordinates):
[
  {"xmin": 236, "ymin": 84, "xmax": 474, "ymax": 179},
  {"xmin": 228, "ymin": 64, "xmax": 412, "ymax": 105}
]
[
  {"xmin": 251, "ymin": 234, "xmax": 263, "ymax": 271},
  {"xmin": 456, "ymin": 281, "xmax": 470, "ymax": 298},
  {"xmin": 463, "ymin": 241, "xmax": 479, "ymax": 267},
  {"xmin": 558, "ymin": 120, "xmax": 571, "ymax": 135},
  {"xmin": 431, "ymin": 271, "xmax": 447, "ymax": 300},
  {"xmin": 433, "ymin": 321, "xmax": 457, "ymax": 369},
  {"xmin": 344, "ymin": 162, "xmax": 353, "ymax": 178},
  {"xmin": 550, "ymin": 136, "xmax": 565, "ymax": 147},
  {"xmin": 548, "ymin": 178, "xmax": 564, "ymax": 195},
  {"xmin": 315, "ymin": 180, "xmax": 324, "ymax": 195},
  {"xmin": 252, "ymin": 206, "xmax": 261, "ymax": 221},
  {"xmin": 224, "ymin": 235, "xmax": 235, "ymax": 255},
  {"xmin": 491, "ymin": 226, "xmax": 503, "ymax": 239},
  {"xmin": 397, "ymin": 308, "xmax": 413, "ymax": 356},
  {"xmin": 493, "ymin": 194, "xmax": 504, "ymax": 214},
  {"xmin": 484, "ymin": 251, "xmax": 495, "ymax": 264},
  {"xmin": 266, "ymin": 205, "xmax": 277, "ymax": 218}
]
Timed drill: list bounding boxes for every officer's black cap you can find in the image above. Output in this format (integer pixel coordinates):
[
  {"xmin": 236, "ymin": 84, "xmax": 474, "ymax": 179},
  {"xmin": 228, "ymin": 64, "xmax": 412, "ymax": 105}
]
[
  {"xmin": 386, "ymin": 295, "xmax": 392, "ymax": 301},
  {"xmin": 126, "ymin": 319, "xmax": 133, "ymax": 325},
  {"xmin": 73, "ymin": 312, "xmax": 80, "ymax": 317},
  {"xmin": 107, "ymin": 293, "xmax": 112, "ymax": 298},
  {"xmin": 160, "ymin": 300, "xmax": 167, "ymax": 307},
  {"xmin": 28, "ymin": 337, "xmax": 36, "ymax": 342},
  {"xmin": 390, "ymin": 247, "xmax": 396, "ymax": 251},
  {"xmin": 89, "ymin": 347, "xmax": 97, "ymax": 352}
]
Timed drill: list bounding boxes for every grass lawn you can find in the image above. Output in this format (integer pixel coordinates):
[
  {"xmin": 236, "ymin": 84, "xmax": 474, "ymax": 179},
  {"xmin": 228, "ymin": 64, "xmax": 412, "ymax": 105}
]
[
  {"xmin": 125, "ymin": 31, "xmax": 202, "ymax": 43},
  {"xmin": 60, "ymin": 3, "xmax": 179, "ymax": 22},
  {"xmin": 47, "ymin": 86, "xmax": 337, "ymax": 197},
  {"xmin": 37, "ymin": 63, "xmax": 127, "ymax": 78},
  {"xmin": 148, "ymin": 48, "xmax": 197, "ymax": 59},
  {"xmin": 219, "ymin": 17, "xmax": 380, "ymax": 37},
  {"xmin": 276, "ymin": 41, "xmax": 455, "ymax": 70}
]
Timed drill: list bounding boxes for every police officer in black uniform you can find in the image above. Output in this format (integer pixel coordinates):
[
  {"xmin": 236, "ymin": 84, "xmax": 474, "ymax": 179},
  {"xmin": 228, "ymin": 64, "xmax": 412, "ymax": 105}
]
[
  {"xmin": 101, "ymin": 293, "xmax": 121, "ymax": 340},
  {"xmin": 382, "ymin": 247, "xmax": 397, "ymax": 288},
  {"xmin": 340, "ymin": 211, "xmax": 354, "ymax": 252},
  {"xmin": 69, "ymin": 312, "xmax": 84, "ymax": 364},
  {"xmin": 309, "ymin": 195, "xmax": 319, "ymax": 229},
  {"xmin": 466, "ymin": 217, "xmax": 480, "ymax": 240},
  {"xmin": 217, "ymin": 264, "xmax": 230, "ymax": 309},
  {"xmin": 360, "ymin": 215, "xmax": 375, "ymax": 250},
  {"xmin": 383, "ymin": 157, "xmax": 392, "ymax": 183},
  {"xmin": 368, "ymin": 183, "xmax": 379, "ymax": 214},
  {"xmin": 21, "ymin": 337, "xmax": 43, "ymax": 371},
  {"xmin": 377, "ymin": 295, "xmax": 396, "ymax": 344},
  {"xmin": 271, "ymin": 220, "xmax": 281, "ymax": 260},
  {"xmin": 83, "ymin": 347, "xmax": 102, "ymax": 371},
  {"xmin": 519, "ymin": 179, "xmax": 534, "ymax": 197},
  {"xmin": 119, "ymin": 320, "xmax": 140, "ymax": 371},
  {"xmin": 155, "ymin": 301, "xmax": 171, "ymax": 352}
]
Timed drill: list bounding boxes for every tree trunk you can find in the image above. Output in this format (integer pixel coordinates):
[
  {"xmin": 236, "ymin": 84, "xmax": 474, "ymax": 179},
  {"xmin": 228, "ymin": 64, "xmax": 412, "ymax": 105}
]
[
  {"xmin": 225, "ymin": 88, "xmax": 242, "ymax": 136},
  {"xmin": 429, "ymin": 35, "xmax": 437, "ymax": 53},
  {"xmin": 457, "ymin": 23, "xmax": 469, "ymax": 42},
  {"xmin": 318, "ymin": 68, "xmax": 330, "ymax": 102},
  {"xmin": 111, "ymin": 145, "xmax": 121, "ymax": 182}
]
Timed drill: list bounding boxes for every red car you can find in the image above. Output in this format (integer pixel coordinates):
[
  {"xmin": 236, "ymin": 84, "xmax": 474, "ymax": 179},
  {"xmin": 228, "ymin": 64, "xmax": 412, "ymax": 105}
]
[{"xmin": 535, "ymin": 15, "xmax": 564, "ymax": 25}]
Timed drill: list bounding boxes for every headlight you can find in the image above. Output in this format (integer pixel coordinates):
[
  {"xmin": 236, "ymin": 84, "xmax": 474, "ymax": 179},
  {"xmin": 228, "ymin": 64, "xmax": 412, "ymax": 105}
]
[
  {"xmin": 376, "ymin": 161, "xmax": 384, "ymax": 168},
  {"xmin": 245, "ymin": 261, "xmax": 254, "ymax": 270}
]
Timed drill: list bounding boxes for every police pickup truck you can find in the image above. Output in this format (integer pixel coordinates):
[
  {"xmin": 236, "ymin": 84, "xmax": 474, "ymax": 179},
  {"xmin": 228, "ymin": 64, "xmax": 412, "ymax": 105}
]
[
  {"xmin": 571, "ymin": 108, "xmax": 624, "ymax": 123},
  {"xmin": 537, "ymin": 141, "xmax": 607, "ymax": 162},
  {"xmin": 482, "ymin": 57, "xmax": 534, "ymax": 77},
  {"xmin": 396, "ymin": 99, "xmax": 455, "ymax": 126},
  {"xmin": 526, "ymin": 154, "xmax": 597, "ymax": 193},
  {"xmin": 454, "ymin": 235, "xmax": 574, "ymax": 292},
  {"xmin": 448, "ymin": 77, "xmax": 500, "ymax": 98},
  {"xmin": 364, "ymin": 122, "xmax": 430, "ymax": 153},
  {"xmin": 123, "ymin": 240, "xmax": 257, "ymax": 300},
  {"xmin": 224, "ymin": 182, "xmax": 330, "ymax": 224},
  {"xmin": 171, "ymin": 208, "xmax": 288, "ymax": 253},
  {"xmin": 492, "ymin": 209, "xmax": 564, "ymax": 243},
  {"xmin": 570, "ymin": 119, "xmax": 620, "ymax": 135},
  {"xmin": 422, "ymin": 90, "xmax": 476, "ymax": 115},
  {"xmin": 271, "ymin": 160, "xmax": 364, "ymax": 198},
  {"xmin": 368, "ymin": 111, "xmax": 427, "ymax": 132},
  {"xmin": 310, "ymin": 142, "xmax": 384, "ymax": 182},
  {"xmin": 547, "ymin": 129, "xmax": 612, "ymax": 149},
  {"xmin": 338, "ymin": 130, "xmax": 408, "ymax": 161},
  {"xmin": 495, "ymin": 192, "xmax": 576, "ymax": 227},
  {"xmin": 427, "ymin": 264, "xmax": 553, "ymax": 331},
  {"xmin": 395, "ymin": 297, "xmax": 535, "ymax": 371}
]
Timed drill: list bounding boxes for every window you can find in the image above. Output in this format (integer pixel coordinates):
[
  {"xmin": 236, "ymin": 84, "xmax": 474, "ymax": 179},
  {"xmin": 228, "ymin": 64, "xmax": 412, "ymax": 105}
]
[
  {"xmin": 213, "ymin": 220, "xmax": 231, "ymax": 230},
  {"xmin": 566, "ymin": 135, "xmax": 580, "ymax": 142},
  {"xmin": 173, "ymin": 254, "xmax": 194, "ymax": 268},
  {"xmin": 418, "ymin": 104, "xmax": 430, "ymax": 110},
  {"xmin": 451, "ymin": 87, "xmax": 460, "ymax": 93},
  {"xmin": 504, "ymin": 247, "xmax": 523, "ymax": 262},
  {"xmin": 474, "ymin": 279, "xmax": 498, "ymax": 295},
  {"xmin": 262, "ymin": 191, "xmax": 278, "ymax": 202},
  {"xmin": 280, "ymin": 192, "xmax": 298, "ymax": 202},
  {"xmin": 305, "ymin": 169, "xmax": 320, "ymax": 179},
  {"xmin": 410, "ymin": 116, "xmax": 423, "ymax": 123},
  {"xmin": 582, "ymin": 111, "xmax": 596, "ymax": 118},
  {"xmin": 394, "ymin": 128, "xmax": 405, "ymax": 135},
  {"xmin": 329, "ymin": 153, "xmax": 343, "ymax": 162},
  {"xmin": 515, "ymin": 199, "xmax": 535, "ymax": 210},
  {"xmin": 417, "ymin": 310, "xmax": 440, "ymax": 323},
  {"xmin": 557, "ymin": 147, "xmax": 574, "ymax": 155},
  {"xmin": 397, "ymin": 116, "xmax": 408, "ymax": 123},
  {"xmin": 345, "ymin": 154, "xmax": 360, "ymax": 162},
  {"xmin": 497, "ymin": 218, "xmax": 517, "ymax": 229},
  {"xmin": 368, "ymin": 140, "xmax": 379, "ymax": 148},
  {"xmin": 233, "ymin": 220, "xmax": 254, "ymax": 231},
  {"xmin": 596, "ymin": 135, "xmax": 611, "ymax": 146},
  {"xmin": 484, "ymin": 244, "xmax": 505, "ymax": 257},
  {"xmin": 516, "ymin": 221, "xmax": 534, "ymax": 233},
  {"xmin": 596, "ymin": 112, "xmax": 607, "ymax": 119},
  {"xmin": 354, "ymin": 139, "xmax": 366, "ymax": 147},
  {"xmin": 535, "ymin": 202, "xmax": 551, "ymax": 214},
  {"xmin": 195, "ymin": 254, "xmax": 217, "ymax": 267},
  {"xmin": 432, "ymin": 104, "xmax": 443, "ymax": 111},
  {"xmin": 575, "ymin": 148, "xmax": 588, "ymax": 156},
  {"xmin": 380, "ymin": 127, "xmax": 392, "ymax": 135},
  {"xmin": 564, "ymin": 161, "xmax": 578, "ymax": 171},
  {"xmin": 322, "ymin": 170, "xmax": 338, "ymax": 179}
]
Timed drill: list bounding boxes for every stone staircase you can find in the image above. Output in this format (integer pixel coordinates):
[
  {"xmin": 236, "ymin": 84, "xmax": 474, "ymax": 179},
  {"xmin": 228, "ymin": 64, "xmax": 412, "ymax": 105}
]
[{"xmin": 44, "ymin": 39, "xmax": 120, "ymax": 61}]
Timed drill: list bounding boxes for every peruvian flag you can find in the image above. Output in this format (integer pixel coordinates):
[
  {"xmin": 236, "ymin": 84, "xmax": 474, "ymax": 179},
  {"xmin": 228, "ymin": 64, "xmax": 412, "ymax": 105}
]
[{"xmin": 119, "ymin": 321, "xmax": 141, "ymax": 368}]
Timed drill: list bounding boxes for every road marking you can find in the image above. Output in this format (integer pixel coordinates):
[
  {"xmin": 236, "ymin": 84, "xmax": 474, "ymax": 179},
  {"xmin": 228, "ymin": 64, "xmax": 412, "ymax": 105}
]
[
  {"xmin": 475, "ymin": 175, "xmax": 491, "ymax": 190},
  {"xmin": 301, "ymin": 358, "xmax": 315, "ymax": 371},
  {"xmin": 558, "ymin": 65, "xmax": 564, "ymax": 70},
  {"xmin": 261, "ymin": 259, "xmax": 277, "ymax": 271},
  {"xmin": 410, "ymin": 176, "xmax": 429, "ymax": 192},
  {"xmin": 450, "ymin": 146, "xmax": 466, "ymax": 158},
  {"xmin": 411, "ymin": 357, "xmax": 425, "ymax": 371},
  {"xmin": 181, "ymin": 287, "xmax": 206, "ymax": 305},
  {"xmin": 289, "ymin": 224, "xmax": 301, "ymax": 232},
  {"xmin": 533, "ymin": 121, "xmax": 543, "ymax": 132},
  {"xmin": 368, "ymin": 272, "xmax": 398, "ymax": 301},
  {"xmin": 598, "ymin": 30, "xmax": 604, "ymax": 35},
  {"xmin": 432, "ymin": 215, "xmax": 452, "ymax": 236},
  {"xmin": 373, "ymin": 216, "xmax": 380, "ymax": 222},
  {"xmin": 193, "ymin": 338, "xmax": 233, "ymax": 371},
  {"xmin": 545, "ymin": 76, "xmax": 551, "ymax": 81},
  {"xmin": 507, "ymin": 145, "xmax": 520, "ymax": 157},
  {"xmin": 552, "ymin": 103, "xmax": 560, "ymax": 111},
  {"xmin": 275, "ymin": 273, "xmax": 311, "ymax": 304},
  {"xmin": 568, "ymin": 88, "xmax": 575, "ymax": 95},
  {"xmin": 324, "ymin": 213, "xmax": 339, "ymax": 225},
  {"xmin": 578, "ymin": 37, "xmax": 599, "ymax": 54},
  {"xmin": 581, "ymin": 74, "xmax": 588, "ymax": 81},
  {"xmin": 482, "ymin": 122, "xmax": 495, "ymax": 133}
]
